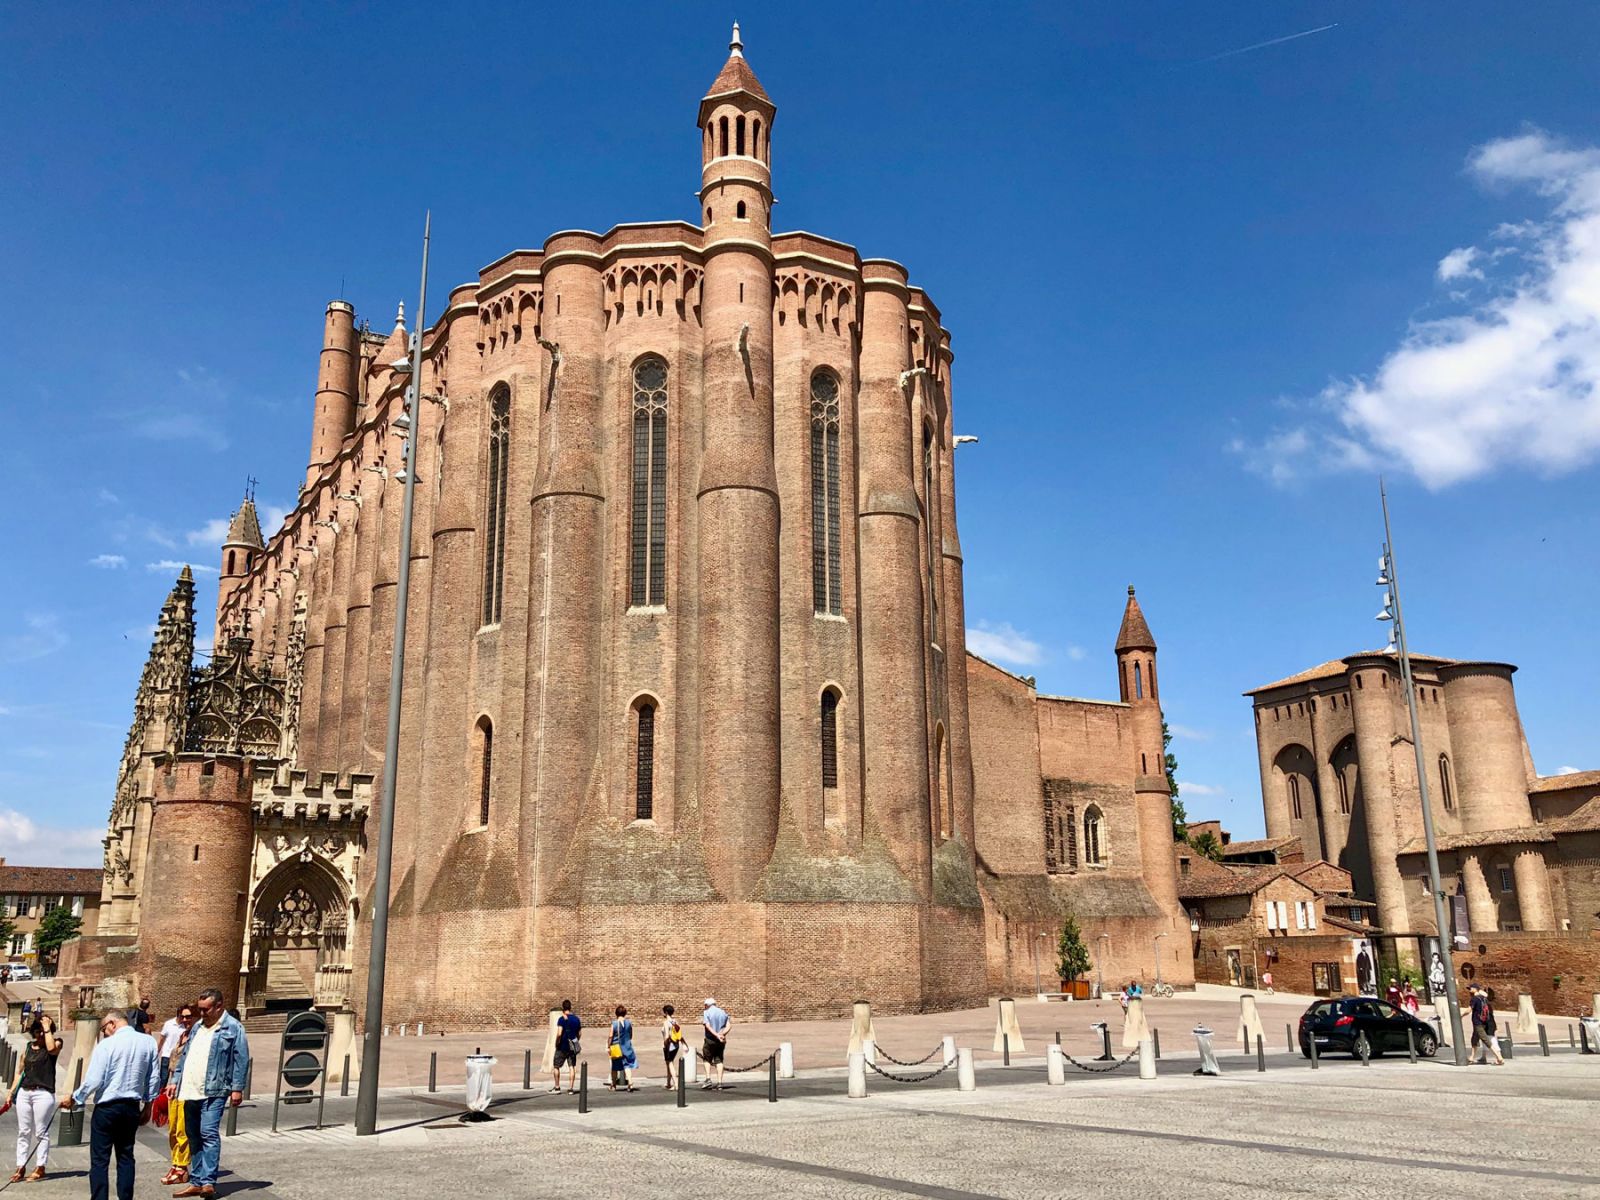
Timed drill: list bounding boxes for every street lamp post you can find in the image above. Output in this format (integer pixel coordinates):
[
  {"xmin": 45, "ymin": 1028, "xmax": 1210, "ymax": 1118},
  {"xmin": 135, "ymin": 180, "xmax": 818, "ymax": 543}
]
[
  {"xmin": 1375, "ymin": 481, "xmax": 1468, "ymax": 1066},
  {"xmin": 1153, "ymin": 931, "xmax": 1167, "ymax": 989},
  {"xmin": 354, "ymin": 214, "xmax": 432, "ymax": 1135}
]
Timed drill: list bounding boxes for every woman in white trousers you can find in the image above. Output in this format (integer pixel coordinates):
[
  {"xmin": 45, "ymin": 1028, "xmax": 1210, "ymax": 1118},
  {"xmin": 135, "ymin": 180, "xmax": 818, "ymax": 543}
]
[{"xmin": 2, "ymin": 1013, "xmax": 61, "ymax": 1182}]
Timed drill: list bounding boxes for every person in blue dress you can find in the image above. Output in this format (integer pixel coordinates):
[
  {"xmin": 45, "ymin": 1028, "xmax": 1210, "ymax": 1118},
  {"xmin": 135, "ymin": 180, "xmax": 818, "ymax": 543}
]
[{"xmin": 608, "ymin": 1006, "xmax": 637, "ymax": 1092}]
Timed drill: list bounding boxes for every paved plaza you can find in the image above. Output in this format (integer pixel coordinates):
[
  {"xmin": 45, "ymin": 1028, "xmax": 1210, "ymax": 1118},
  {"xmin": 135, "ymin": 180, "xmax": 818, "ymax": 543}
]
[{"xmin": 20, "ymin": 994, "xmax": 1600, "ymax": 1198}]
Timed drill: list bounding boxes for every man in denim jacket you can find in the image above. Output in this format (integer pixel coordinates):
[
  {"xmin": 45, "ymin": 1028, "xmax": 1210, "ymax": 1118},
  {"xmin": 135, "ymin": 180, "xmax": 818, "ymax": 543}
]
[{"xmin": 167, "ymin": 988, "xmax": 251, "ymax": 1199}]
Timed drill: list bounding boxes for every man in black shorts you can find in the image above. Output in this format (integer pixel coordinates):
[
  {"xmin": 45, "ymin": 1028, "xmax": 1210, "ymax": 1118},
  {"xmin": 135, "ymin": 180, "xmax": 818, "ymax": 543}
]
[
  {"xmin": 700, "ymin": 998, "xmax": 730, "ymax": 1090},
  {"xmin": 550, "ymin": 1000, "xmax": 581, "ymax": 1093}
]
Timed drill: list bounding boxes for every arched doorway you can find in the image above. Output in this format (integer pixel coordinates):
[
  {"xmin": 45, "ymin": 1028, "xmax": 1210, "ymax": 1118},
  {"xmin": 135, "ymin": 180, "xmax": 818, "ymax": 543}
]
[{"xmin": 246, "ymin": 854, "xmax": 349, "ymax": 1014}]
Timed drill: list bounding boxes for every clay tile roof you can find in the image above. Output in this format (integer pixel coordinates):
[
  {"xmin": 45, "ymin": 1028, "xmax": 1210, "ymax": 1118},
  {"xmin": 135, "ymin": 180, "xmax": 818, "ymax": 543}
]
[
  {"xmin": 706, "ymin": 53, "xmax": 770, "ymax": 104},
  {"xmin": 1548, "ymin": 796, "xmax": 1600, "ymax": 834},
  {"xmin": 225, "ymin": 498, "xmax": 264, "ymax": 549},
  {"xmin": 1323, "ymin": 913, "xmax": 1381, "ymax": 934},
  {"xmin": 1177, "ymin": 863, "xmax": 1291, "ymax": 900},
  {"xmin": 1115, "ymin": 586, "xmax": 1156, "ymax": 652},
  {"xmin": 0, "ymin": 863, "xmax": 102, "ymax": 895},
  {"xmin": 1222, "ymin": 836, "xmax": 1300, "ymax": 858},
  {"xmin": 1245, "ymin": 651, "xmax": 1461, "ymax": 696},
  {"xmin": 1395, "ymin": 825, "xmax": 1554, "ymax": 856},
  {"xmin": 1532, "ymin": 769, "xmax": 1600, "ymax": 794}
]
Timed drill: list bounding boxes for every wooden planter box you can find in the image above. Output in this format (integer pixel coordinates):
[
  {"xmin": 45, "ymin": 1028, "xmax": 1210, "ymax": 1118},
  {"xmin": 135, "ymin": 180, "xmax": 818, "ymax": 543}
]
[{"xmin": 1062, "ymin": 979, "xmax": 1091, "ymax": 1001}]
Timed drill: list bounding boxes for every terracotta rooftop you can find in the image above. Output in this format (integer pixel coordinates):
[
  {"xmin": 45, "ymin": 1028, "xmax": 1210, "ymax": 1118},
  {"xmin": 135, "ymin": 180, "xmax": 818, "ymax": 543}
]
[
  {"xmin": 1324, "ymin": 913, "xmax": 1380, "ymax": 934},
  {"xmin": 1548, "ymin": 796, "xmax": 1600, "ymax": 835},
  {"xmin": 0, "ymin": 862, "xmax": 103, "ymax": 895},
  {"xmin": 1222, "ymin": 836, "xmax": 1300, "ymax": 858},
  {"xmin": 1245, "ymin": 652, "xmax": 1459, "ymax": 696},
  {"xmin": 1532, "ymin": 769, "xmax": 1600, "ymax": 794},
  {"xmin": 1115, "ymin": 586, "xmax": 1156, "ymax": 652},
  {"xmin": 1396, "ymin": 826, "xmax": 1554, "ymax": 856},
  {"xmin": 702, "ymin": 25, "xmax": 771, "ymax": 109},
  {"xmin": 225, "ymin": 497, "xmax": 263, "ymax": 549},
  {"xmin": 1177, "ymin": 863, "xmax": 1307, "ymax": 901}
]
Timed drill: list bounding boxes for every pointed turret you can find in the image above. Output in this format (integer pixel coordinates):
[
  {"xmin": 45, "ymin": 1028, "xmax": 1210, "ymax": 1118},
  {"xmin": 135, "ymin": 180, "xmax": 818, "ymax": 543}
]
[
  {"xmin": 698, "ymin": 23, "xmax": 775, "ymax": 238},
  {"xmin": 1116, "ymin": 585, "xmax": 1157, "ymax": 654},
  {"xmin": 217, "ymin": 493, "xmax": 264, "ymax": 647}
]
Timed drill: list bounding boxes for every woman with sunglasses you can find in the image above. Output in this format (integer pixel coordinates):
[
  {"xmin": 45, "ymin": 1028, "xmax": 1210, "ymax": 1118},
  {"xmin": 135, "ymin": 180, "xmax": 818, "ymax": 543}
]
[
  {"xmin": 161, "ymin": 1006, "xmax": 198, "ymax": 1187},
  {"xmin": 1, "ymin": 1012, "xmax": 61, "ymax": 1183}
]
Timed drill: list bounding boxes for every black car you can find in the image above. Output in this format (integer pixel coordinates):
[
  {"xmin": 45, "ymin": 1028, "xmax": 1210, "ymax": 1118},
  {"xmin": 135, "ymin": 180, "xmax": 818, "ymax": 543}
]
[{"xmin": 1298, "ymin": 996, "xmax": 1439, "ymax": 1058}]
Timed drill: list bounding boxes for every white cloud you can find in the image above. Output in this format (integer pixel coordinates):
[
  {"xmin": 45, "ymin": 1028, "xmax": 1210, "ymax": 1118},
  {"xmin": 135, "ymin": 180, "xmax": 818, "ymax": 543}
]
[
  {"xmin": 0, "ymin": 808, "xmax": 105, "ymax": 867},
  {"xmin": 186, "ymin": 517, "xmax": 231, "ymax": 548},
  {"xmin": 0, "ymin": 615, "xmax": 67, "ymax": 664},
  {"xmin": 88, "ymin": 553, "xmax": 127, "ymax": 569},
  {"xmin": 1168, "ymin": 724, "xmax": 1212, "ymax": 742},
  {"xmin": 1178, "ymin": 781, "xmax": 1225, "ymax": 796},
  {"xmin": 1436, "ymin": 246, "xmax": 1483, "ymax": 282},
  {"xmin": 145, "ymin": 560, "xmax": 217, "ymax": 575},
  {"xmin": 96, "ymin": 488, "xmax": 121, "ymax": 506},
  {"xmin": 1240, "ymin": 128, "xmax": 1600, "ymax": 489},
  {"xmin": 966, "ymin": 621, "xmax": 1043, "ymax": 667},
  {"xmin": 1064, "ymin": 645, "xmax": 1087, "ymax": 662},
  {"xmin": 1556, "ymin": 765, "xmax": 1584, "ymax": 775}
]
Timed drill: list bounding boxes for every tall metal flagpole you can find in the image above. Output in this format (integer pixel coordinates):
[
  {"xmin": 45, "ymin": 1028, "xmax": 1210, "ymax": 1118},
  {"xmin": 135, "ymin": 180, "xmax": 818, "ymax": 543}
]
[
  {"xmin": 356, "ymin": 212, "xmax": 431, "ymax": 1135},
  {"xmin": 1378, "ymin": 480, "xmax": 1468, "ymax": 1065}
]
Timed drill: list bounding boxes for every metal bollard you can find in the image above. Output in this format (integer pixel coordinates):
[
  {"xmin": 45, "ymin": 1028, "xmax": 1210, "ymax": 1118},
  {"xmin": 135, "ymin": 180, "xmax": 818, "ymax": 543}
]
[
  {"xmin": 225, "ymin": 1100, "xmax": 239, "ymax": 1137},
  {"xmin": 341, "ymin": 1055, "xmax": 351, "ymax": 1096},
  {"xmin": 768, "ymin": 1055, "xmax": 777, "ymax": 1103},
  {"xmin": 578, "ymin": 1062, "xmax": 588, "ymax": 1113},
  {"xmin": 1095, "ymin": 1022, "xmax": 1114, "ymax": 1062},
  {"xmin": 429, "ymin": 1051, "xmax": 437, "ymax": 1092},
  {"xmin": 524, "ymin": 1049, "xmax": 531, "ymax": 1090},
  {"xmin": 58, "ymin": 1061, "xmax": 85, "ymax": 1147},
  {"xmin": 847, "ymin": 1051, "xmax": 867, "ymax": 1098},
  {"xmin": 956, "ymin": 1047, "xmax": 976, "ymax": 1091},
  {"xmin": 1503, "ymin": 1031, "xmax": 1514, "ymax": 1060},
  {"xmin": 1256, "ymin": 1035, "xmax": 1265, "ymax": 1072},
  {"xmin": 244, "ymin": 1062, "xmax": 253, "ymax": 1101},
  {"xmin": 1539, "ymin": 1025, "xmax": 1550, "ymax": 1056},
  {"xmin": 1570, "ymin": 1023, "xmax": 1576, "ymax": 1049},
  {"xmin": 1309, "ymin": 1035, "xmax": 1319, "ymax": 1070},
  {"xmin": 1358, "ymin": 1034, "xmax": 1371, "ymax": 1066},
  {"xmin": 1286, "ymin": 1023, "xmax": 1294, "ymax": 1053},
  {"xmin": 1153, "ymin": 1028, "xmax": 1161, "ymax": 1060},
  {"xmin": 1138, "ymin": 1037, "xmax": 1156, "ymax": 1081},
  {"xmin": 1002, "ymin": 1032, "xmax": 1010, "ymax": 1067},
  {"xmin": 676, "ymin": 1061, "xmax": 686, "ymax": 1108},
  {"xmin": 1406, "ymin": 1027, "xmax": 1416, "ymax": 1064},
  {"xmin": 1054, "ymin": 1029, "xmax": 1061, "ymax": 1046}
]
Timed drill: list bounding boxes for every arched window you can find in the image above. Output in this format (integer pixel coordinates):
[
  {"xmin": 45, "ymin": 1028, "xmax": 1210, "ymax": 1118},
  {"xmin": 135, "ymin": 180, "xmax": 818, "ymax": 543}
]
[
  {"xmin": 809, "ymin": 370, "xmax": 842, "ymax": 614},
  {"xmin": 1288, "ymin": 775, "xmax": 1303, "ymax": 820},
  {"xmin": 227, "ymin": 550, "xmax": 235, "ymax": 574},
  {"xmin": 1082, "ymin": 806, "xmax": 1104, "ymax": 866},
  {"xmin": 736, "ymin": 200, "xmax": 747, "ymax": 220},
  {"xmin": 476, "ymin": 717, "xmax": 493, "ymax": 827},
  {"xmin": 736, "ymin": 116, "xmax": 746, "ymax": 156},
  {"xmin": 634, "ymin": 702, "xmax": 656, "ymax": 820},
  {"xmin": 481, "ymin": 386, "xmax": 511, "ymax": 626},
  {"xmin": 1336, "ymin": 766, "xmax": 1350, "ymax": 815},
  {"xmin": 1438, "ymin": 754, "xmax": 1455, "ymax": 812},
  {"xmin": 820, "ymin": 689, "xmax": 839, "ymax": 789},
  {"xmin": 1134, "ymin": 662, "xmax": 1144, "ymax": 699},
  {"xmin": 752, "ymin": 117, "xmax": 762, "ymax": 159},
  {"xmin": 718, "ymin": 116, "xmax": 728, "ymax": 157},
  {"xmin": 922, "ymin": 422, "xmax": 938, "ymax": 639},
  {"xmin": 630, "ymin": 358, "xmax": 669, "ymax": 607}
]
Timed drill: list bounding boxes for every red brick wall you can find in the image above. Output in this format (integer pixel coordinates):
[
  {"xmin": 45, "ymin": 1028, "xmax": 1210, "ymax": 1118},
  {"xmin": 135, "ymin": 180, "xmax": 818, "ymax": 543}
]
[
  {"xmin": 967, "ymin": 657, "xmax": 1045, "ymax": 874},
  {"xmin": 1452, "ymin": 931, "xmax": 1600, "ymax": 1018}
]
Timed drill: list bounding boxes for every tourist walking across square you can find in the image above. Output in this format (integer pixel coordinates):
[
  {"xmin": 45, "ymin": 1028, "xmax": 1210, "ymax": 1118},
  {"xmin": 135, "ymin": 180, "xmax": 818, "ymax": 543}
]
[
  {"xmin": 608, "ymin": 1006, "xmax": 637, "ymax": 1091},
  {"xmin": 168, "ymin": 988, "xmax": 251, "ymax": 1199},
  {"xmin": 156, "ymin": 1004, "xmax": 188, "ymax": 1092},
  {"xmin": 160, "ymin": 1005, "xmax": 197, "ymax": 1188},
  {"xmin": 59, "ymin": 1010, "xmax": 160, "ymax": 1200},
  {"xmin": 661, "ymin": 1005, "xmax": 683, "ymax": 1090},
  {"xmin": 2, "ymin": 1013, "xmax": 61, "ymax": 1183},
  {"xmin": 550, "ymin": 1000, "xmax": 581, "ymax": 1094},
  {"xmin": 700, "ymin": 998, "xmax": 731, "ymax": 1090},
  {"xmin": 1468, "ymin": 984, "xmax": 1504, "ymax": 1066}
]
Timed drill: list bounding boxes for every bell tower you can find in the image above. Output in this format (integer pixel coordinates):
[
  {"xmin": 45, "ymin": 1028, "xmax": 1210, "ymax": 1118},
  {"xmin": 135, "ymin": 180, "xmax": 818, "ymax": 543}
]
[
  {"xmin": 698, "ymin": 22, "xmax": 774, "ymax": 242},
  {"xmin": 1116, "ymin": 586, "xmax": 1184, "ymax": 930}
]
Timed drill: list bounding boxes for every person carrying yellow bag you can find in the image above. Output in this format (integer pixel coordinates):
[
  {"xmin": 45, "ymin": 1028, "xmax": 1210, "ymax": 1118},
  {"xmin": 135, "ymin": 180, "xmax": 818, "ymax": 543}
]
[{"xmin": 607, "ymin": 1006, "xmax": 637, "ymax": 1091}]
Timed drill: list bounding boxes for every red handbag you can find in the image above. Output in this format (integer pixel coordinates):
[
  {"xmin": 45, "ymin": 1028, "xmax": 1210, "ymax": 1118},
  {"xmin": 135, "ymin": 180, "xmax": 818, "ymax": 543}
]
[{"xmin": 151, "ymin": 1092, "xmax": 169, "ymax": 1127}]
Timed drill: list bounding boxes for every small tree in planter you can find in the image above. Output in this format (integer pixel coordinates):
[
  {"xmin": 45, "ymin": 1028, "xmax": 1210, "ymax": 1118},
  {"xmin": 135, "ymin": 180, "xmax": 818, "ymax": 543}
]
[{"xmin": 1057, "ymin": 915, "xmax": 1092, "ymax": 996}]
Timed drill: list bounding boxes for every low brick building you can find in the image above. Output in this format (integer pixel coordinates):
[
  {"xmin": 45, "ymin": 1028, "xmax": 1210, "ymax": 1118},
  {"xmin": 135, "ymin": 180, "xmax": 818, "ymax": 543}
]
[{"xmin": 0, "ymin": 860, "xmax": 102, "ymax": 974}]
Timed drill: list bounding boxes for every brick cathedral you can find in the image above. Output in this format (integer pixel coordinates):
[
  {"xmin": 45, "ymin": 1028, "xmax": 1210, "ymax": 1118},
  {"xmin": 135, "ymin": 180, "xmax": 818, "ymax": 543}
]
[{"xmin": 73, "ymin": 28, "xmax": 1193, "ymax": 1027}]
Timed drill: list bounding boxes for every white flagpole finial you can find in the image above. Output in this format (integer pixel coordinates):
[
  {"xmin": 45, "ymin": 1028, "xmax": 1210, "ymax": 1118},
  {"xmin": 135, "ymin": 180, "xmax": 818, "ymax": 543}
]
[
  {"xmin": 395, "ymin": 301, "xmax": 406, "ymax": 330},
  {"xmin": 730, "ymin": 21, "xmax": 743, "ymax": 57}
]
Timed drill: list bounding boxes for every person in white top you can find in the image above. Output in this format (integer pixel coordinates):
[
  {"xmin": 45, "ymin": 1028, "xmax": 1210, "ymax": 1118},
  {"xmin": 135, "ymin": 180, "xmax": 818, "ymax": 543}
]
[{"xmin": 156, "ymin": 1007, "xmax": 186, "ymax": 1093}]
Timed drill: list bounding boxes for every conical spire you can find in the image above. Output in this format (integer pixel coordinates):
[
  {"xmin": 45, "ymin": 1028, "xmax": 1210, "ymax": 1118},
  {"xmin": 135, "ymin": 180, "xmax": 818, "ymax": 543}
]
[
  {"xmin": 1115, "ymin": 585, "xmax": 1157, "ymax": 653},
  {"xmin": 224, "ymin": 496, "xmax": 264, "ymax": 549},
  {"xmin": 701, "ymin": 22, "xmax": 771, "ymax": 116}
]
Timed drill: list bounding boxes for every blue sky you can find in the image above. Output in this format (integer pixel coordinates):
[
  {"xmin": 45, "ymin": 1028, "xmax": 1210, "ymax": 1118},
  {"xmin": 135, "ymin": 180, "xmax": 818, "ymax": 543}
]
[{"xmin": 3, "ymin": 3, "xmax": 1597, "ymax": 865}]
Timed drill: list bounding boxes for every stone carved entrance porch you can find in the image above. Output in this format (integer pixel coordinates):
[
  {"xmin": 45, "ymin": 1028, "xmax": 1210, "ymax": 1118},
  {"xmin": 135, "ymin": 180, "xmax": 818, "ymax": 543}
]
[{"xmin": 245, "ymin": 853, "xmax": 349, "ymax": 1013}]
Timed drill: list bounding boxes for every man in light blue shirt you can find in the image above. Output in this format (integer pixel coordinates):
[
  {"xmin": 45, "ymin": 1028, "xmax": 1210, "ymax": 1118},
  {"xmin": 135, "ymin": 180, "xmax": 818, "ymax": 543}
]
[
  {"xmin": 701, "ymin": 998, "xmax": 732, "ymax": 1091},
  {"xmin": 60, "ymin": 1009, "xmax": 160, "ymax": 1200}
]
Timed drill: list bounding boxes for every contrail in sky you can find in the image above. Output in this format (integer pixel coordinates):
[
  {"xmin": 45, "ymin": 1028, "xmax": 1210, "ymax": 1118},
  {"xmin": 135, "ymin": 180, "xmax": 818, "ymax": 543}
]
[{"xmin": 1198, "ymin": 22, "xmax": 1339, "ymax": 63}]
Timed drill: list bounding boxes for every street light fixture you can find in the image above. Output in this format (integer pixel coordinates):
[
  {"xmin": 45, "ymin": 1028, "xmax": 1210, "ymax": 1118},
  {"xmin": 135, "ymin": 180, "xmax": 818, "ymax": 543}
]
[
  {"xmin": 354, "ymin": 212, "xmax": 432, "ymax": 1136},
  {"xmin": 1373, "ymin": 481, "xmax": 1468, "ymax": 1065}
]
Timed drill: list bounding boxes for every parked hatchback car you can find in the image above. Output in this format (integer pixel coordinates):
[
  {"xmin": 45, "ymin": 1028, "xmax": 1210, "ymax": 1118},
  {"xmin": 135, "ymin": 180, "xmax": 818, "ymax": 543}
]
[
  {"xmin": 0, "ymin": 962, "xmax": 32, "ymax": 982},
  {"xmin": 1298, "ymin": 996, "xmax": 1439, "ymax": 1058}
]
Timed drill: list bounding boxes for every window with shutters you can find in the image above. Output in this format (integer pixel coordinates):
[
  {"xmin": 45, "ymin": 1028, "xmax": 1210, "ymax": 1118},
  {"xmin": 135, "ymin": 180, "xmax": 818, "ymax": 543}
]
[
  {"xmin": 630, "ymin": 358, "xmax": 669, "ymax": 608},
  {"xmin": 475, "ymin": 717, "xmax": 493, "ymax": 827},
  {"xmin": 809, "ymin": 370, "xmax": 842, "ymax": 614},
  {"xmin": 634, "ymin": 701, "xmax": 656, "ymax": 820},
  {"xmin": 820, "ymin": 689, "xmax": 839, "ymax": 789},
  {"xmin": 481, "ymin": 386, "xmax": 511, "ymax": 626},
  {"xmin": 1045, "ymin": 793, "xmax": 1079, "ymax": 874}
]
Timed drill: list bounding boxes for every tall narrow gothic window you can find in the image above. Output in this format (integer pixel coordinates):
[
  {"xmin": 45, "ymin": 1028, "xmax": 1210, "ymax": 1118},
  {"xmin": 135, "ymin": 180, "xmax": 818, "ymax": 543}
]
[
  {"xmin": 1082, "ymin": 805, "xmax": 1104, "ymax": 866},
  {"xmin": 476, "ymin": 717, "xmax": 493, "ymax": 827},
  {"xmin": 1438, "ymin": 754, "xmax": 1455, "ymax": 812},
  {"xmin": 809, "ymin": 370, "xmax": 842, "ymax": 614},
  {"xmin": 1336, "ymin": 767, "xmax": 1351, "ymax": 815},
  {"xmin": 820, "ymin": 689, "xmax": 839, "ymax": 788},
  {"xmin": 481, "ymin": 387, "xmax": 511, "ymax": 626},
  {"xmin": 1288, "ymin": 775, "xmax": 1303, "ymax": 820},
  {"xmin": 635, "ymin": 702, "xmax": 656, "ymax": 820},
  {"xmin": 923, "ymin": 422, "xmax": 938, "ymax": 639},
  {"xmin": 1134, "ymin": 662, "xmax": 1144, "ymax": 699},
  {"xmin": 630, "ymin": 358, "xmax": 669, "ymax": 607}
]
